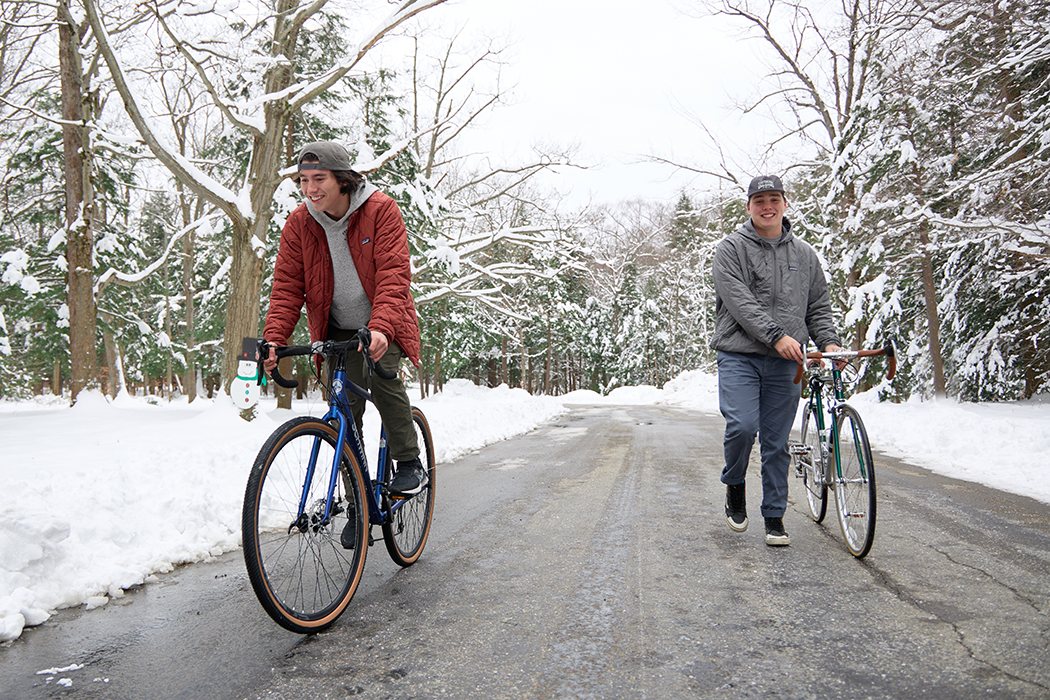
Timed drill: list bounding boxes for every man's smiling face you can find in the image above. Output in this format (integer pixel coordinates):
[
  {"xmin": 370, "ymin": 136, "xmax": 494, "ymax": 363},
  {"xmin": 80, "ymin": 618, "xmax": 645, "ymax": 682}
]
[
  {"xmin": 299, "ymin": 169, "xmax": 346, "ymax": 217},
  {"xmin": 747, "ymin": 191, "xmax": 787, "ymax": 238}
]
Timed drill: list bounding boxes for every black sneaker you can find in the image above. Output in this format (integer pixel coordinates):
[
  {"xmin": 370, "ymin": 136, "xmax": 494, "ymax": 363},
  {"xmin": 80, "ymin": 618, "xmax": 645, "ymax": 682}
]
[
  {"xmin": 389, "ymin": 458, "xmax": 427, "ymax": 497},
  {"xmin": 725, "ymin": 483, "xmax": 748, "ymax": 532},
  {"xmin": 764, "ymin": 517, "xmax": 791, "ymax": 546},
  {"xmin": 340, "ymin": 516, "xmax": 358, "ymax": 550}
]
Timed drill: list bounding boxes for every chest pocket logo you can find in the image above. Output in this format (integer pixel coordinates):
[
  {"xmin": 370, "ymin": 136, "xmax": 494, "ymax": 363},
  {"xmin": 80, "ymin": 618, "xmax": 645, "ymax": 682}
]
[{"xmin": 361, "ymin": 237, "xmax": 371, "ymax": 245}]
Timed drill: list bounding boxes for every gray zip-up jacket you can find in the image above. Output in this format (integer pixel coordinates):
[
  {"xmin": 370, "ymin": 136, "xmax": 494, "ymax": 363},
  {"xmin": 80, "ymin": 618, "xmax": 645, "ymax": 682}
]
[{"xmin": 711, "ymin": 217, "xmax": 840, "ymax": 356}]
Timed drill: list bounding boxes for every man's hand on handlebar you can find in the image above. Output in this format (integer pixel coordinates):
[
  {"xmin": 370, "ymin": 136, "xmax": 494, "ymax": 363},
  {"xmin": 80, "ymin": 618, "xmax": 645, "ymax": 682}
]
[
  {"xmin": 262, "ymin": 344, "xmax": 278, "ymax": 374},
  {"xmin": 367, "ymin": 329, "xmax": 389, "ymax": 361},
  {"xmin": 774, "ymin": 335, "xmax": 805, "ymax": 364},
  {"xmin": 823, "ymin": 343, "xmax": 849, "ymax": 370}
]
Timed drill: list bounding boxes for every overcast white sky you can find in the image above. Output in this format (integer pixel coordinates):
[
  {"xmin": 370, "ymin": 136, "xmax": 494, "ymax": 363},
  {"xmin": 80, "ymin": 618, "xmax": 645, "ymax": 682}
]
[{"xmin": 428, "ymin": 0, "xmax": 782, "ymax": 208}]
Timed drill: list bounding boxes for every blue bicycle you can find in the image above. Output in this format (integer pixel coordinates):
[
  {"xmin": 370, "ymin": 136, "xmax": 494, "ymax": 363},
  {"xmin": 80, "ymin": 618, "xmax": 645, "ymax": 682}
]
[{"xmin": 241, "ymin": 330, "xmax": 435, "ymax": 633}]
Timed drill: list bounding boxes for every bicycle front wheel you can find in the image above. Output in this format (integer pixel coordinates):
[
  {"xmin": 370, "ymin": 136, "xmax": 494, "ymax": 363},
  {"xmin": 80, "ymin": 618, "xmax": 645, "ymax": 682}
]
[
  {"xmin": 242, "ymin": 417, "xmax": 368, "ymax": 633},
  {"xmin": 832, "ymin": 404, "xmax": 877, "ymax": 557},
  {"xmin": 382, "ymin": 407, "xmax": 436, "ymax": 567},
  {"xmin": 799, "ymin": 403, "xmax": 828, "ymax": 522}
]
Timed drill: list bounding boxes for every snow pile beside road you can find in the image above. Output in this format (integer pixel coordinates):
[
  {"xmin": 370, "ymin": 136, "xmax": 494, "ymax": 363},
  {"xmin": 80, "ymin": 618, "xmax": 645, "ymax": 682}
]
[
  {"xmin": 0, "ymin": 382, "xmax": 567, "ymax": 642},
  {"xmin": 2, "ymin": 372, "xmax": 1046, "ymax": 642}
]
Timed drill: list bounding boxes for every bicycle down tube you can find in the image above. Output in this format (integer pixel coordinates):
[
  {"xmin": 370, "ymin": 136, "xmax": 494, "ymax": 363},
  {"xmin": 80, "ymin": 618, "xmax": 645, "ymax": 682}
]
[
  {"xmin": 319, "ymin": 364, "xmax": 403, "ymax": 529},
  {"xmin": 284, "ymin": 360, "xmax": 393, "ymax": 532},
  {"xmin": 244, "ymin": 333, "xmax": 436, "ymax": 633},
  {"xmin": 792, "ymin": 342, "xmax": 895, "ymax": 558}
]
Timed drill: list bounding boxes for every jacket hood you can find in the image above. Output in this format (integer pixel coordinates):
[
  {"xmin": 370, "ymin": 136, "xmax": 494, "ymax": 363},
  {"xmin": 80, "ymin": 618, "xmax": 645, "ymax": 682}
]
[
  {"xmin": 735, "ymin": 216, "xmax": 793, "ymax": 245},
  {"xmin": 348, "ymin": 179, "xmax": 379, "ymax": 216},
  {"xmin": 305, "ymin": 179, "xmax": 379, "ymax": 224}
]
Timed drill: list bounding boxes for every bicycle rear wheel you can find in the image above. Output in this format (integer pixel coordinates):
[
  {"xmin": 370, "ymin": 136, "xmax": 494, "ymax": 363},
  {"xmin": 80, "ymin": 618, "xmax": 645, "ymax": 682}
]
[
  {"xmin": 382, "ymin": 407, "xmax": 436, "ymax": 567},
  {"xmin": 242, "ymin": 417, "xmax": 368, "ymax": 633},
  {"xmin": 799, "ymin": 403, "xmax": 828, "ymax": 522},
  {"xmin": 832, "ymin": 404, "xmax": 877, "ymax": 557}
]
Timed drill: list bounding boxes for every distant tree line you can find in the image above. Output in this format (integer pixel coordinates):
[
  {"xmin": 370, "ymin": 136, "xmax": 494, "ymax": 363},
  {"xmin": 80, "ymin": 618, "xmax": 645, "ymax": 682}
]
[{"xmin": 1, "ymin": 0, "xmax": 1046, "ymax": 404}]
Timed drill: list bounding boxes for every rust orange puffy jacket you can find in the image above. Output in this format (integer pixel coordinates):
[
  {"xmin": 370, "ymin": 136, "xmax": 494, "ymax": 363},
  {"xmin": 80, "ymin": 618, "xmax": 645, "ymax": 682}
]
[{"xmin": 263, "ymin": 191, "xmax": 421, "ymax": 366}]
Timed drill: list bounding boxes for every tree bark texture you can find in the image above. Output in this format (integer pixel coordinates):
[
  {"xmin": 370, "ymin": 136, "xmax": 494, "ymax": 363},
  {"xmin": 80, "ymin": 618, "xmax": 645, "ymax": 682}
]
[
  {"xmin": 917, "ymin": 221, "xmax": 947, "ymax": 397},
  {"xmin": 178, "ymin": 186, "xmax": 197, "ymax": 403},
  {"xmin": 59, "ymin": 0, "xmax": 98, "ymax": 403}
]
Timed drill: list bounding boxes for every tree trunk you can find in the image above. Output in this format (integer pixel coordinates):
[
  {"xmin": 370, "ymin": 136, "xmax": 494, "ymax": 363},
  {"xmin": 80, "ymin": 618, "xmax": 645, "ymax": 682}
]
[
  {"xmin": 295, "ymin": 361, "xmax": 307, "ymax": 400},
  {"xmin": 59, "ymin": 0, "xmax": 98, "ymax": 404},
  {"xmin": 221, "ymin": 218, "xmax": 268, "ymax": 392},
  {"xmin": 276, "ymin": 355, "xmax": 292, "ymax": 409},
  {"xmin": 544, "ymin": 325, "xmax": 552, "ymax": 394},
  {"xmin": 102, "ymin": 330, "xmax": 118, "ymax": 398},
  {"xmin": 500, "ymin": 336, "xmax": 508, "ymax": 386},
  {"xmin": 179, "ymin": 189, "xmax": 197, "ymax": 403},
  {"xmin": 487, "ymin": 358, "xmax": 497, "ymax": 388},
  {"xmin": 52, "ymin": 358, "xmax": 62, "ymax": 395},
  {"xmin": 221, "ymin": 0, "xmax": 293, "ymax": 391},
  {"xmin": 520, "ymin": 330, "xmax": 529, "ymax": 393},
  {"xmin": 435, "ymin": 346, "xmax": 443, "ymax": 393},
  {"xmin": 917, "ymin": 222, "xmax": 947, "ymax": 397}
]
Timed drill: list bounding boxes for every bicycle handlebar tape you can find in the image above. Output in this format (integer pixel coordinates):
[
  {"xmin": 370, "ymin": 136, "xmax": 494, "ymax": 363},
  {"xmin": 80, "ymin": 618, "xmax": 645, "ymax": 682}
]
[
  {"xmin": 884, "ymin": 343, "xmax": 897, "ymax": 381},
  {"xmin": 270, "ymin": 363, "xmax": 299, "ymax": 390},
  {"xmin": 232, "ymin": 337, "xmax": 262, "ymax": 409},
  {"xmin": 372, "ymin": 362, "xmax": 398, "ymax": 381}
]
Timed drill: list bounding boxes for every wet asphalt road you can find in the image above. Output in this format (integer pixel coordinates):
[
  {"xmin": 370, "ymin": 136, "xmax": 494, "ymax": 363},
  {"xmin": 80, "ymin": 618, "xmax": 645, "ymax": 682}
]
[{"xmin": 1, "ymin": 404, "xmax": 1048, "ymax": 699}]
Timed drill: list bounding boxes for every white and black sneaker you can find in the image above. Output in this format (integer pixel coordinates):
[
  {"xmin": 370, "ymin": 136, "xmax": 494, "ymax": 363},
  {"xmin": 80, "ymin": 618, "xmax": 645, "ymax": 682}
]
[
  {"xmin": 389, "ymin": 458, "xmax": 427, "ymax": 497},
  {"xmin": 764, "ymin": 517, "xmax": 791, "ymax": 546},
  {"xmin": 725, "ymin": 483, "xmax": 748, "ymax": 532}
]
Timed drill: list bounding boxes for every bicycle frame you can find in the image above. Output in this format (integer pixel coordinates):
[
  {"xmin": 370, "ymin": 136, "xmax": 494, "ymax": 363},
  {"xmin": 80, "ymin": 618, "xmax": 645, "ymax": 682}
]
[
  {"xmin": 292, "ymin": 354, "xmax": 408, "ymax": 534},
  {"xmin": 803, "ymin": 365, "xmax": 847, "ymax": 489},
  {"xmin": 802, "ymin": 361, "xmax": 876, "ymax": 492}
]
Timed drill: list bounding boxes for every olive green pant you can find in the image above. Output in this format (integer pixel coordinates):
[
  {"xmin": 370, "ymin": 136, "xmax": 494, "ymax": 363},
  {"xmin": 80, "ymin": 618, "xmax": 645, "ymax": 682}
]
[{"xmin": 326, "ymin": 327, "xmax": 419, "ymax": 463}]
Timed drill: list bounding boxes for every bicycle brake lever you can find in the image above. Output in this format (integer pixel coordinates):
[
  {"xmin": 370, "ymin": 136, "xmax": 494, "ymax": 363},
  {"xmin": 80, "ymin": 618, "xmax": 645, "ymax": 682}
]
[
  {"xmin": 255, "ymin": 339, "xmax": 267, "ymax": 386},
  {"xmin": 354, "ymin": 327, "xmax": 397, "ymax": 381}
]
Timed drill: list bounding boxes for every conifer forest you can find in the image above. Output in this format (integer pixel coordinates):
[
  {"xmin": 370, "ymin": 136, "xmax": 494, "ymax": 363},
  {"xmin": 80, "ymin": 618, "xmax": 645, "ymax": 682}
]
[{"xmin": 0, "ymin": 0, "xmax": 1047, "ymax": 404}]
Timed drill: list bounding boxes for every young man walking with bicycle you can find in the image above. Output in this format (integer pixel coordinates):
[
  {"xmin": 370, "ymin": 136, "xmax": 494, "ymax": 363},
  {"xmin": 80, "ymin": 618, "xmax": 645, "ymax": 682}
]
[
  {"xmin": 262, "ymin": 141, "xmax": 426, "ymax": 533},
  {"xmin": 711, "ymin": 174, "xmax": 843, "ymax": 546}
]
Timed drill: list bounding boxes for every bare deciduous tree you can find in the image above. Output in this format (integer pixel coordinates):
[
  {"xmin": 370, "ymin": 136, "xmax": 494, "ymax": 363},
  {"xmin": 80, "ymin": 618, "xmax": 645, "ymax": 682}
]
[
  {"xmin": 82, "ymin": 0, "xmax": 449, "ymax": 389},
  {"xmin": 58, "ymin": 0, "xmax": 99, "ymax": 402}
]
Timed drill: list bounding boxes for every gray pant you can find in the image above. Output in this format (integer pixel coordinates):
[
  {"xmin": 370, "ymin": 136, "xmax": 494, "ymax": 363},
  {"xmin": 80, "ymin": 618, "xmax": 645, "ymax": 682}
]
[
  {"xmin": 717, "ymin": 350, "xmax": 801, "ymax": 518},
  {"xmin": 327, "ymin": 328, "xmax": 419, "ymax": 463}
]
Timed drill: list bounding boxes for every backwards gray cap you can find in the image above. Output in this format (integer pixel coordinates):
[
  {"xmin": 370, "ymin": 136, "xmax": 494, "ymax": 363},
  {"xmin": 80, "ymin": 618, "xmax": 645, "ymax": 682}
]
[
  {"xmin": 296, "ymin": 141, "xmax": 354, "ymax": 172},
  {"xmin": 746, "ymin": 174, "xmax": 785, "ymax": 199}
]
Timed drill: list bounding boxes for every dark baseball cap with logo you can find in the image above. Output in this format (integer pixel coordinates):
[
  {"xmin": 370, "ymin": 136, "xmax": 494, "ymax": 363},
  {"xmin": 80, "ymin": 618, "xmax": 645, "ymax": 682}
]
[
  {"xmin": 746, "ymin": 175, "xmax": 785, "ymax": 200},
  {"xmin": 296, "ymin": 141, "xmax": 354, "ymax": 172}
]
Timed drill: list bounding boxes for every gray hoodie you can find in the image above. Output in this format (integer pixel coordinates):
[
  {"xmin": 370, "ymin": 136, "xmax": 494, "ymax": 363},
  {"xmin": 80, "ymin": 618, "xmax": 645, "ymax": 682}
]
[
  {"xmin": 306, "ymin": 180, "xmax": 379, "ymax": 331},
  {"xmin": 711, "ymin": 217, "xmax": 840, "ymax": 356}
]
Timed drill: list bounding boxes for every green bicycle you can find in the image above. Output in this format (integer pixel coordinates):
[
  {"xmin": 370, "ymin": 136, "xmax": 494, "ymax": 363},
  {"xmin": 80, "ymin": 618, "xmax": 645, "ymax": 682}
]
[{"xmin": 790, "ymin": 343, "xmax": 896, "ymax": 558}]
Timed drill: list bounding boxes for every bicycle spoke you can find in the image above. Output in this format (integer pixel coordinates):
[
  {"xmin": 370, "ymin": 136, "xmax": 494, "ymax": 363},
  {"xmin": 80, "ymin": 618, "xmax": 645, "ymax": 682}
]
[
  {"xmin": 833, "ymin": 405, "xmax": 877, "ymax": 557},
  {"xmin": 797, "ymin": 403, "xmax": 827, "ymax": 522},
  {"xmin": 242, "ymin": 418, "xmax": 368, "ymax": 632},
  {"xmin": 382, "ymin": 408, "xmax": 435, "ymax": 567}
]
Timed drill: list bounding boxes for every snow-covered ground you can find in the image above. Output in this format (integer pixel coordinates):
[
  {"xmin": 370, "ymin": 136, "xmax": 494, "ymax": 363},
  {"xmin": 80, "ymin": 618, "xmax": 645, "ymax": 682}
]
[{"xmin": 2, "ymin": 372, "xmax": 1047, "ymax": 643}]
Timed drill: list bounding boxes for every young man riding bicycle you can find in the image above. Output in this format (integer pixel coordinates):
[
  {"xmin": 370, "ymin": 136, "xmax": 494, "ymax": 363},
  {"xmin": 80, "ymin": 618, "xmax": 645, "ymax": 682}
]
[
  {"xmin": 262, "ymin": 141, "xmax": 427, "ymax": 524},
  {"xmin": 711, "ymin": 174, "xmax": 844, "ymax": 546}
]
